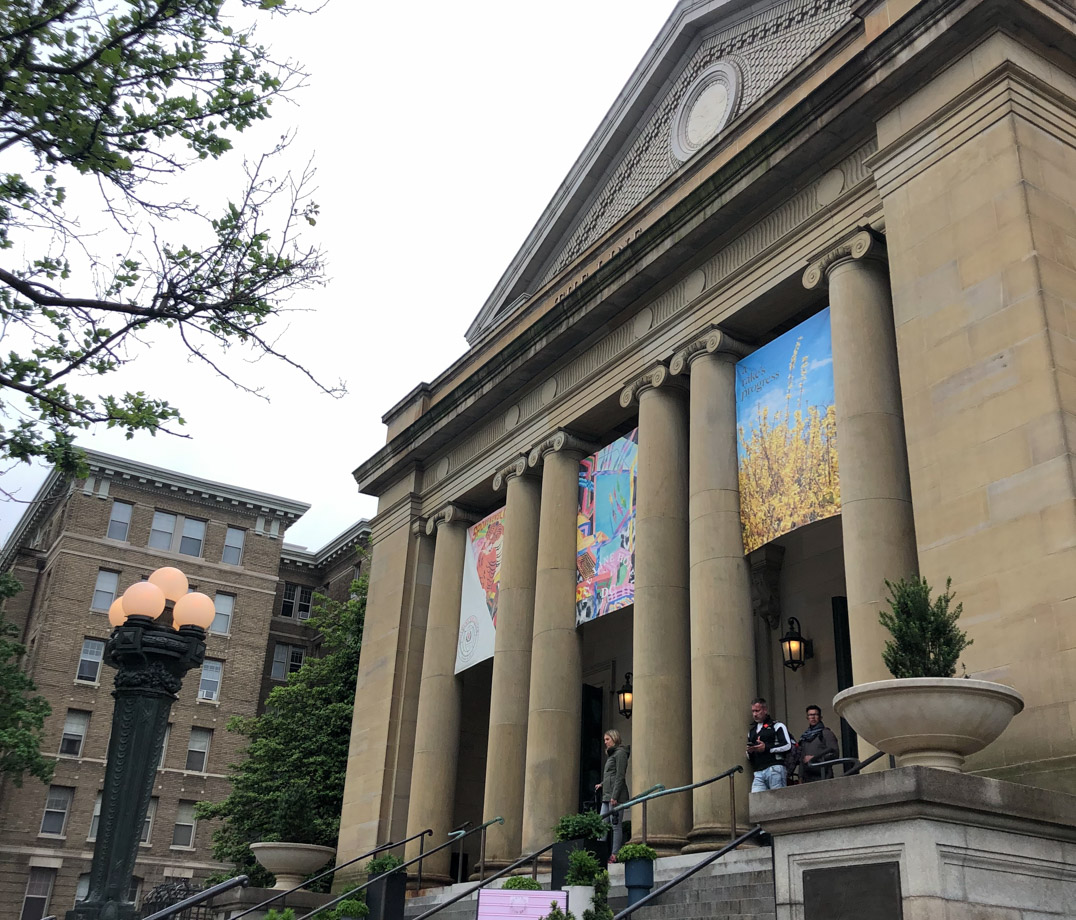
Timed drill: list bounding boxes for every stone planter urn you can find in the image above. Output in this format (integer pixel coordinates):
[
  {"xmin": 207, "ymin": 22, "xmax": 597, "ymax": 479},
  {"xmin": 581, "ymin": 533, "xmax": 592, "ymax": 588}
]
[
  {"xmin": 249, "ymin": 841, "xmax": 335, "ymax": 890},
  {"xmin": 563, "ymin": 884, "xmax": 595, "ymax": 917},
  {"xmin": 623, "ymin": 858, "xmax": 654, "ymax": 907},
  {"xmin": 833, "ymin": 678, "xmax": 1024, "ymax": 771}
]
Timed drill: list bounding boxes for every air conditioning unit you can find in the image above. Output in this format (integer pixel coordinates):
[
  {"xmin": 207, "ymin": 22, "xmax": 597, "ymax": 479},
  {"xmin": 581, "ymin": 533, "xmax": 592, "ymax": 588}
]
[{"xmin": 198, "ymin": 690, "xmax": 215, "ymax": 701}]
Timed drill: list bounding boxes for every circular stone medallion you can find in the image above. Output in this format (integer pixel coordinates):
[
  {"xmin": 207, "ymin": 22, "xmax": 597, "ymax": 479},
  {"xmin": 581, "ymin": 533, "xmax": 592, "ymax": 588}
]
[{"xmin": 671, "ymin": 61, "xmax": 743, "ymax": 163}]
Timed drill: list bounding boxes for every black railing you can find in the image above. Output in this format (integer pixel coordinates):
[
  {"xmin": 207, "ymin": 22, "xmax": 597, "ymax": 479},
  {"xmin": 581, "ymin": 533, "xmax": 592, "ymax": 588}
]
[
  {"xmin": 230, "ymin": 829, "xmax": 433, "ymax": 920},
  {"xmin": 140, "ymin": 876, "xmax": 250, "ymax": 920},
  {"xmin": 611, "ymin": 825, "xmax": 765, "ymax": 920},
  {"xmin": 607, "ymin": 766, "xmax": 744, "ymax": 845},
  {"xmin": 298, "ymin": 818, "xmax": 503, "ymax": 920},
  {"xmin": 799, "ymin": 750, "xmax": 886, "ymax": 779}
]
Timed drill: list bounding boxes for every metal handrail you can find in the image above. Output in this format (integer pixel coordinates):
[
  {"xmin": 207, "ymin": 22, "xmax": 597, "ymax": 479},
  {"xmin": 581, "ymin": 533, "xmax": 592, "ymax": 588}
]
[
  {"xmin": 298, "ymin": 818, "xmax": 503, "ymax": 920},
  {"xmin": 611, "ymin": 825, "xmax": 764, "ymax": 920},
  {"xmin": 460, "ymin": 815, "xmax": 505, "ymax": 883},
  {"xmin": 411, "ymin": 840, "xmax": 559, "ymax": 920},
  {"xmin": 608, "ymin": 766, "xmax": 744, "ymax": 845},
  {"xmin": 230, "ymin": 829, "xmax": 433, "ymax": 920},
  {"xmin": 140, "ymin": 875, "xmax": 250, "ymax": 920}
]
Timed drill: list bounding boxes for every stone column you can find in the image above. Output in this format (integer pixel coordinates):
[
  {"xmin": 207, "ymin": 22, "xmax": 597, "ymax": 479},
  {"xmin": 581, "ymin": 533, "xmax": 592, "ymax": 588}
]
[
  {"xmin": 670, "ymin": 329, "xmax": 755, "ymax": 850},
  {"xmin": 405, "ymin": 504, "xmax": 475, "ymax": 883},
  {"xmin": 804, "ymin": 229, "xmax": 918, "ymax": 687},
  {"xmin": 481, "ymin": 457, "xmax": 541, "ymax": 868},
  {"xmin": 520, "ymin": 431, "xmax": 592, "ymax": 854},
  {"xmin": 620, "ymin": 365, "xmax": 692, "ymax": 854}
]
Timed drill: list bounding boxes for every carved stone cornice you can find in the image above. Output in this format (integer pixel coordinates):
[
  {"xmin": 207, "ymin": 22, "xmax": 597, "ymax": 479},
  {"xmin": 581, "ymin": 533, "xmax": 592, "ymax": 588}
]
[
  {"xmin": 492, "ymin": 455, "xmax": 532, "ymax": 491},
  {"xmin": 425, "ymin": 504, "xmax": 479, "ymax": 536},
  {"xmin": 619, "ymin": 362, "xmax": 685, "ymax": 407},
  {"xmin": 410, "ymin": 517, "xmax": 428, "ymax": 537},
  {"xmin": 748, "ymin": 545, "xmax": 785, "ymax": 630},
  {"xmin": 527, "ymin": 430, "xmax": 599, "ymax": 468},
  {"xmin": 803, "ymin": 227, "xmax": 887, "ymax": 290},
  {"xmin": 669, "ymin": 327, "xmax": 752, "ymax": 375}
]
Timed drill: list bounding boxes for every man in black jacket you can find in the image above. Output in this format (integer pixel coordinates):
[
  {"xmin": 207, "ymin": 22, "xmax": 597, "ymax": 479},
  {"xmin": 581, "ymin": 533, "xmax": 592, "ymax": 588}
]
[{"xmin": 747, "ymin": 698, "xmax": 792, "ymax": 791}]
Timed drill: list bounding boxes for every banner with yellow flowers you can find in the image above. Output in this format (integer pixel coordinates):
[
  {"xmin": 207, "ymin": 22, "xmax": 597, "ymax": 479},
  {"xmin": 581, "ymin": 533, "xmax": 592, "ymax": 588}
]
[{"xmin": 735, "ymin": 308, "xmax": 840, "ymax": 553}]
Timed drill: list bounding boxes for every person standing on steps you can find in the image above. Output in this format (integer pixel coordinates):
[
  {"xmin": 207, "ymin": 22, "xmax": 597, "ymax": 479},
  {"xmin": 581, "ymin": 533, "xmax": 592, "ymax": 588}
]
[
  {"xmin": 798, "ymin": 704, "xmax": 840, "ymax": 782},
  {"xmin": 595, "ymin": 728, "xmax": 629, "ymax": 855},
  {"xmin": 747, "ymin": 698, "xmax": 792, "ymax": 791}
]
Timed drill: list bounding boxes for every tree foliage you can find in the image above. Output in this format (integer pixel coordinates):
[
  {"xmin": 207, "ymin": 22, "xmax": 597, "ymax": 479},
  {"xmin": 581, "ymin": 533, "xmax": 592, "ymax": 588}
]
[
  {"xmin": 879, "ymin": 576, "xmax": 972, "ymax": 679},
  {"xmin": 196, "ymin": 576, "xmax": 366, "ymax": 886},
  {"xmin": 0, "ymin": 0, "xmax": 343, "ymax": 479},
  {"xmin": 0, "ymin": 572, "xmax": 54, "ymax": 786}
]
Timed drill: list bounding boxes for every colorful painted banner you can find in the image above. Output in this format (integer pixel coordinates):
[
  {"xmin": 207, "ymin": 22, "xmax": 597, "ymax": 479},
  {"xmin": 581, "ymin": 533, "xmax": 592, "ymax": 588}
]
[
  {"xmin": 455, "ymin": 506, "xmax": 505, "ymax": 673},
  {"xmin": 735, "ymin": 308, "xmax": 840, "ymax": 554},
  {"xmin": 576, "ymin": 429, "xmax": 638, "ymax": 625}
]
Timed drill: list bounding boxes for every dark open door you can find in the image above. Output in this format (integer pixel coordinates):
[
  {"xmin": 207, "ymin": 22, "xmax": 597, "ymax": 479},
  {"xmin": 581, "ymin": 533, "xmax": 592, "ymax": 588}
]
[
  {"xmin": 832, "ymin": 596, "xmax": 858, "ymax": 762},
  {"xmin": 579, "ymin": 683, "xmax": 604, "ymax": 811}
]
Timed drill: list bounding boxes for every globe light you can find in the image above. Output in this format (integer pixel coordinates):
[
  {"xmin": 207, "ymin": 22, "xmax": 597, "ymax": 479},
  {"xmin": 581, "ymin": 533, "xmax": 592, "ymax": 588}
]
[
  {"xmin": 172, "ymin": 592, "xmax": 215, "ymax": 630},
  {"xmin": 108, "ymin": 599, "xmax": 128, "ymax": 627},
  {"xmin": 121, "ymin": 581, "xmax": 166, "ymax": 620},
  {"xmin": 148, "ymin": 566, "xmax": 189, "ymax": 602}
]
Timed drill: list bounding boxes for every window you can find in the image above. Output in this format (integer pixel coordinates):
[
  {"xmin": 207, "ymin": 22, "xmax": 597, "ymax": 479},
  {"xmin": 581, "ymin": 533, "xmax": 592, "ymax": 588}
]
[
  {"xmin": 106, "ymin": 501, "xmax": 133, "ymax": 541},
  {"xmin": 281, "ymin": 583, "xmax": 313, "ymax": 620},
  {"xmin": 272, "ymin": 643, "xmax": 305, "ymax": 680},
  {"xmin": 185, "ymin": 727, "xmax": 212, "ymax": 772},
  {"xmin": 40, "ymin": 786, "xmax": 73, "ymax": 836},
  {"xmin": 76, "ymin": 875, "xmax": 140, "ymax": 906},
  {"xmin": 222, "ymin": 527, "xmax": 245, "ymax": 565},
  {"xmin": 158, "ymin": 723, "xmax": 171, "ymax": 769},
  {"xmin": 198, "ymin": 659, "xmax": 222, "ymax": 701},
  {"xmin": 172, "ymin": 801, "xmax": 197, "ymax": 848},
  {"xmin": 76, "ymin": 638, "xmax": 105, "ymax": 683},
  {"xmin": 141, "ymin": 797, "xmax": 157, "ymax": 844},
  {"xmin": 91, "ymin": 570, "xmax": 119, "ymax": 611},
  {"xmin": 89, "ymin": 792, "xmax": 102, "ymax": 840},
  {"xmin": 21, "ymin": 867, "xmax": 55, "ymax": 920},
  {"xmin": 179, "ymin": 518, "xmax": 206, "ymax": 556},
  {"xmin": 211, "ymin": 593, "xmax": 234, "ymax": 635},
  {"xmin": 59, "ymin": 710, "xmax": 90, "ymax": 757},
  {"xmin": 148, "ymin": 511, "xmax": 177, "ymax": 550}
]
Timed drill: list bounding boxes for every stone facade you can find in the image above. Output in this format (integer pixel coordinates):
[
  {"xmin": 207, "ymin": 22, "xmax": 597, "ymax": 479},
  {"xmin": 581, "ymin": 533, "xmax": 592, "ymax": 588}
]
[
  {"xmin": 338, "ymin": 0, "xmax": 1076, "ymax": 888},
  {"xmin": 0, "ymin": 450, "xmax": 369, "ymax": 919}
]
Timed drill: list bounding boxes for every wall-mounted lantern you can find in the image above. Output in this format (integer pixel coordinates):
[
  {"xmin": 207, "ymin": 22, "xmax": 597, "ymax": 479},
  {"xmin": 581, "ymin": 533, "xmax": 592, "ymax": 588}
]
[
  {"xmin": 780, "ymin": 617, "xmax": 814, "ymax": 671},
  {"xmin": 617, "ymin": 672, "xmax": 634, "ymax": 719}
]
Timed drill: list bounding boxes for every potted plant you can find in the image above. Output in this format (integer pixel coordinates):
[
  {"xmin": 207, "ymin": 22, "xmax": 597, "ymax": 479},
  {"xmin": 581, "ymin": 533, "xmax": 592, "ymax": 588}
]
[
  {"xmin": 581, "ymin": 870, "xmax": 612, "ymax": 920},
  {"xmin": 501, "ymin": 876, "xmax": 543, "ymax": 890},
  {"xmin": 537, "ymin": 901, "xmax": 576, "ymax": 920},
  {"xmin": 365, "ymin": 853, "xmax": 406, "ymax": 920},
  {"xmin": 833, "ymin": 576, "xmax": 1024, "ymax": 771},
  {"xmin": 562, "ymin": 848, "xmax": 600, "ymax": 917},
  {"xmin": 616, "ymin": 844, "xmax": 657, "ymax": 907},
  {"xmin": 551, "ymin": 810, "xmax": 609, "ymax": 890},
  {"xmin": 249, "ymin": 788, "xmax": 336, "ymax": 890},
  {"xmin": 329, "ymin": 899, "xmax": 370, "ymax": 920}
]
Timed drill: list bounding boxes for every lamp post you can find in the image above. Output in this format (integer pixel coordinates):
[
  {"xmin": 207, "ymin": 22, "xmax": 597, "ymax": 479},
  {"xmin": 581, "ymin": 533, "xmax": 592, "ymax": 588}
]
[{"xmin": 68, "ymin": 567, "xmax": 215, "ymax": 920}]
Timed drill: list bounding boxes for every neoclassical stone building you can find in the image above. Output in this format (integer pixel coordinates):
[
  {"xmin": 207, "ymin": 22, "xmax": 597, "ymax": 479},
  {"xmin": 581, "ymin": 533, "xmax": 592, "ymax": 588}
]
[{"xmin": 338, "ymin": 0, "xmax": 1076, "ymax": 883}]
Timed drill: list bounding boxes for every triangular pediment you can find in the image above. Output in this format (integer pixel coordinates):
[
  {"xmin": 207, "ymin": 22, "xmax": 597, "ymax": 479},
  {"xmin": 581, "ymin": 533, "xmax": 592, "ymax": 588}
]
[{"xmin": 465, "ymin": 0, "xmax": 855, "ymax": 345}]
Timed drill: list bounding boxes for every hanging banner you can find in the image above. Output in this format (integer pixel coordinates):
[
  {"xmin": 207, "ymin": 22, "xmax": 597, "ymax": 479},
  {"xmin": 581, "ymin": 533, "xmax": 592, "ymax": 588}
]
[
  {"xmin": 576, "ymin": 429, "xmax": 638, "ymax": 625},
  {"xmin": 735, "ymin": 308, "xmax": 840, "ymax": 554},
  {"xmin": 455, "ymin": 507, "xmax": 505, "ymax": 673}
]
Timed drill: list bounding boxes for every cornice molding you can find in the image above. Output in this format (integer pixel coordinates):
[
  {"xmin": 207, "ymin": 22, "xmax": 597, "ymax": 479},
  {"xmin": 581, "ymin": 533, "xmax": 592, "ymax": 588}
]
[
  {"xmin": 527, "ymin": 430, "xmax": 600, "ymax": 468},
  {"xmin": 410, "ymin": 517, "xmax": 428, "ymax": 537},
  {"xmin": 803, "ymin": 227, "xmax": 886, "ymax": 289},
  {"xmin": 492, "ymin": 455, "xmax": 532, "ymax": 491},
  {"xmin": 669, "ymin": 326, "xmax": 752, "ymax": 375},
  {"xmin": 425, "ymin": 504, "xmax": 479, "ymax": 536}
]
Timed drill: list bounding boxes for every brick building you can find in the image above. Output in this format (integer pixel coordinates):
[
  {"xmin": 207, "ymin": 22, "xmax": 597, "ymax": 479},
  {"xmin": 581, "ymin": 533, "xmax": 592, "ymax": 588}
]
[{"xmin": 0, "ymin": 450, "xmax": 369, "ymax": 919}]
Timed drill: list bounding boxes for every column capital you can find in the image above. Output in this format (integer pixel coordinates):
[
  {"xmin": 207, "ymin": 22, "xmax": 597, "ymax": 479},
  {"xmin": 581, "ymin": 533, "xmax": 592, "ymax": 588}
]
[
  {"xmin": 425, "ymin": 504, "xmax": 479, "ymax": 536},
  {"xmin": 492, "ymin": 455, "xmax": 534, "ymax": 491},
  {"xmin": 527, "ymin": 430, "xmax": 598, "ymax": 468},
  {"xmin": 619, "ymin": 362, "xmax": 685, "ymax": 407},
  {"xmin": 410, "ymin": 517, "xmax": 428, "ymax": 537},
  {"xmin": 803, "ymin": 227, "xmax": 887, "ymax": 290},
  {"xmin": 669, "ymin": 327, "xmax": 752, "ymax": 375}
]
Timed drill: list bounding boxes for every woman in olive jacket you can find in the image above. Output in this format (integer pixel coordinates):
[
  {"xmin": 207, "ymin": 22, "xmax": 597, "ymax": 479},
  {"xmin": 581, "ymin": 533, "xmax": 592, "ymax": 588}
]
[{"xmin": 595, "ymin": 729, "xmax": 630, "ymax": 855}]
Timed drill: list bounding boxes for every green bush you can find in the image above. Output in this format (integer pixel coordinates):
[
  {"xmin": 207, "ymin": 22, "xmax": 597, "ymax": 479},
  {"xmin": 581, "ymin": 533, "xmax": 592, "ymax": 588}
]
[
  {"xmin": 538, "ymin": 901, "xmax": 576, "ymax": 920},
  {"xmin": 365, "ymin": 853, "xmax": 405, "ymax": 877},
  {"xmin": 565, "ymin": 848, "xmax": 601, "ymax": 886},
  {"xmin": 582, "ymin": 870, "xmax": 612, "ymax": 920},
  {"xmin": 331, "ymin": 898, "xmax": 370, "ymax": 920},
  {"xmin": 879, "ymin": 576, "xmax": 972, "ymax": 678},
  {"xmin": 615, "ymin": 844, "xmax": 657, "ymax": 863},
  {"xmin": 553, "ymin": 811, "xmax": 608, "ymax": 842},
  {"xmin": 501, "ymin": 875, "xmax": 543, "ymax": 890},
  {"xmin": 265, "ymin": 910, "xmax": 296, "ymax": 920}
]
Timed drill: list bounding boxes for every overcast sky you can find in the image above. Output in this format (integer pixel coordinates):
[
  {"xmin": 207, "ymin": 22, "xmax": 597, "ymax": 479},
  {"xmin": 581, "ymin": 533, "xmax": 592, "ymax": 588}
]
[{"xmin": 0, "ymin": 1, "xmax": 676, "ymax": 551}]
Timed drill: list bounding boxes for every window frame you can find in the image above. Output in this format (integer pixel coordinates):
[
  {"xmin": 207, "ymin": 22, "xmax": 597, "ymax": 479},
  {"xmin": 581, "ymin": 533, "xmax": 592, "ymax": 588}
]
[
  {"xmin": 59, "ymin": 709, "xmax": 90, "ymax": 758},
  {"xmin": 148, "ymin": 511, "xmax": 177, "ymax": 550},
  {"xmin": 141, "ymin": 796, "xmax": 157, "ymax": 845},
  {"xmin": 76, "ymin": 638, "xmax": 105, "ymax": 684},
  {"xmin": 210, "ymin": 593, "xmax": 234, "ymax": 636},
  {"xmin": 185, "ymin": 727, "xmax": 212, "ymax": 773},
  {"xmin": 21, "ymin": 866, "xmax": 55, "ymax": 920},
  {"xmin": 158, "ymin": 723, "xmax": 171, "ymax": 770},
  {"xmin": 91, "ymin": 569, "xmax": 119, "ymax": 612},
  {"xmin": 106, "ymin": 500, "xmax": 133, "ymax": 541},
  {"xmin": 171, "ymin": 800, "xmax": 197, "ymax": 849},
  {"xmin": 198, "ymin": 659, "xmax": 223, "ymax": 702},
  {"xmin": 39, "ymin": 785, "xmax": 73, "ymax": 837},
  {"xmin": 178, "ymin": 517, "xmax": 206, "ymax": 556},
  {"xmin": 222, "ymin": 527, "xmax": 245, "ymax": 565},
  {"xmin": 280, "ymin": 582, "xmax": 313, "ymax": 620},
  {"xmin": 148, "ymin": 511, "xmax": 207, "ymax": 558},
  {"xmin": 88, "ymin": 792, "xmax": 102, "ymax": 841},
  {"xmin": 271, "ymin": 642, "xmax": 306, "ymax": 680}
]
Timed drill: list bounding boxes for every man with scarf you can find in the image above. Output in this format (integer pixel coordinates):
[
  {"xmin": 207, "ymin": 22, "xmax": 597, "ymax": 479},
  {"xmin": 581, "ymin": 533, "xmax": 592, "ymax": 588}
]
[{"xmin": 798, "ymin": 704, "xmax": 840, "ymax": 782}]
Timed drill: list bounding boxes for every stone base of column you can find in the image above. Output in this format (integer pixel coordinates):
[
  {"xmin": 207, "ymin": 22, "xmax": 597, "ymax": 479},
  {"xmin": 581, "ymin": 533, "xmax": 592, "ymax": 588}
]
[
  {"xmin": 408, "ymin": 871, "xmax": 455, "ymax": 890},
  {"xmin": 634, "ymin": 834, "xmax": 689, "ymax": 857},
  {"xmin": 467, "ymin": 858, "xmax": 518, "ymax": 881},
  {"xmin": 682, "ymin": 825, "xmax": 738, "ymax": 853}
]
